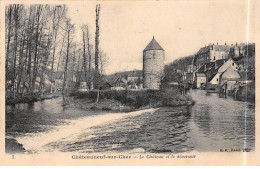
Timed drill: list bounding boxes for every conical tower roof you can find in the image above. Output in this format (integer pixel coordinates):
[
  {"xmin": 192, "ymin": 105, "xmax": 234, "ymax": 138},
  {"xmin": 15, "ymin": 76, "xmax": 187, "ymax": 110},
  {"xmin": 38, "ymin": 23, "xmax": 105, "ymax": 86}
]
[{"xmin": 144, "ymin": 36, "xmax": 164, "ymax": 51}]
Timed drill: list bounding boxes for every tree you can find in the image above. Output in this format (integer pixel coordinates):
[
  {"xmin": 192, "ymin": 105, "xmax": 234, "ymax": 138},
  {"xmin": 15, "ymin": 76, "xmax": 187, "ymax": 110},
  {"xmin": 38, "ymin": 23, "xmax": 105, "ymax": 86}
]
[
  {"xmin": 62, "ymin": 18, "xmax": 74, "ymax": 105},
  {"xmin": 94, "ymin": 4, "xmax": 101, "ymax": 88},
  {"xmin": 81, "ymin": 25, "xmax": 88, "ymax": 84},
  {"xmin": 50, "ymin": 5, "xmax": 66, "ymax": 72},
  {"xmin": 99, "ymin": 50, "xmax": 109, "ymax": 75},
  {"xmin": 5, "ymin": 5, "xmax": 13, "ymax": 77}
]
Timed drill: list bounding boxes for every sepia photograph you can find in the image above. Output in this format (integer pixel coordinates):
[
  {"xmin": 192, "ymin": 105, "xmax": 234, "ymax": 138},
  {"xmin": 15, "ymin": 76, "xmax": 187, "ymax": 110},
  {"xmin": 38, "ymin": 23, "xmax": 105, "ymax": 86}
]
[{"xmin": 0, "ymin": 0, "xmax": 259, "ymax": 166}]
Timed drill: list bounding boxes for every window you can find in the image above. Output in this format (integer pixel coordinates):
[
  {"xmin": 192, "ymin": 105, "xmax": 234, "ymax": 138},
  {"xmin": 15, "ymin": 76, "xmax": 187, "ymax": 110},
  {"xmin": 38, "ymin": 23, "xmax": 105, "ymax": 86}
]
[
  {"xmin": 232, "ymin": 63, "xmax": 234, "ymax": 66},
  {"xmin": 214, "ymin": 56, "xmax": 215, "ymax": 60},
  {"xmin": 217, "ymin": 78, "xmax": 218, "ymax": 82}
]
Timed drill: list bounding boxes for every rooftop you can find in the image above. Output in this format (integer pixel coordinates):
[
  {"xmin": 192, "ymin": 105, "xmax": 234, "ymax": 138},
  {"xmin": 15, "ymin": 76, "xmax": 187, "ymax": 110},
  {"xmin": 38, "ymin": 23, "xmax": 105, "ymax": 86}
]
[
  {"xmin": 144, "ymin": 36, "xmax": 164, "ymax": 51},
  {"xmin": 197, "ymin": 44, "xmax": 232, "ymax": 55}
]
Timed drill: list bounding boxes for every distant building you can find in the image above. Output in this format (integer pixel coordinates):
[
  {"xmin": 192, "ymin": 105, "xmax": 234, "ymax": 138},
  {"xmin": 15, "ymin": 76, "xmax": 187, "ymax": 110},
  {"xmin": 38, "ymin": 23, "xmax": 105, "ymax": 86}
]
[
  {"xmin": 112, "ymin": 76, "xmax": 128, "ymax": 90},
  {"xmin": 229, "ymin": 43, "xmax": 246, "ymax": 59},
  {"xmin": 143, "ymin": 36, "xmax": 165, "ymax": 90},
  {"xmin": 187, "ymin": 65, "xmax": 193, "ymax": 73},
  {"xmin": 207, "ymin": 58, "xmax": 239, "ymax": 86},
  {"xmin": 193, "ymin": 43, "xmax": 233, "ymax": 69},
  {"xmin": 181, "ymin": 72, "xmax": 187, "ymax": 82},
  {"xmin": 219, "ymin": 66, "xmax": 241, "ymax": 91},
  {"xmin": 186, "ymin": 72, "xmax": 193, "ymax": 84},
  {"xmin": 51, "ymin": 71, "xmax": 64, "ymax": 93},
  {"xmin": 195, "ymin": 73, "xmax": 206, "ymax": 88}
]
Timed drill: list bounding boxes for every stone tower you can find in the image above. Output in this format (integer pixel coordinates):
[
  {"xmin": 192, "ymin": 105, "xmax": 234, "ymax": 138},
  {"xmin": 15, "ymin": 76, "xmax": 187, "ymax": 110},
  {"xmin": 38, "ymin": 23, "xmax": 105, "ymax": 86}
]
[{"xmin": 143, "ymin": 36, "xmax": 165, "ymax": 90}]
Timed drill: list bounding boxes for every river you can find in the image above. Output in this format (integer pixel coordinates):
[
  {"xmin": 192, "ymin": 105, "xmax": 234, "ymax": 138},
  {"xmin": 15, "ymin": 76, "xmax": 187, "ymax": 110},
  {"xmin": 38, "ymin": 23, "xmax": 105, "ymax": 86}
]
[{"xmin": 6, "ymin": 89, "xmax": 255, "ymax": 153}]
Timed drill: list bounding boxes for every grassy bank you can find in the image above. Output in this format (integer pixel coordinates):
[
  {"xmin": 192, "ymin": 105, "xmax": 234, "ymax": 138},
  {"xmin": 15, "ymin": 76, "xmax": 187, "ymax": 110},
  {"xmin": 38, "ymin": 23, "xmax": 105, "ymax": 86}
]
[
  {"xmin": 70, "ymin": 88, "xmax": 195, "ymax": 111},
  {"xmin": 6, "ymin": 93, "xmax": 60, "ymax": 105}
]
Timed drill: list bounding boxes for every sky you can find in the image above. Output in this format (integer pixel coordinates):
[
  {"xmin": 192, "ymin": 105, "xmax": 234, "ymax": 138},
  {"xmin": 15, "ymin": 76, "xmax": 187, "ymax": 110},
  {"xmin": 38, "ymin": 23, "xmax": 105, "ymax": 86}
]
[{"xmin": 66, "ymin": 0, "xmax": 252, "ymax": 74}]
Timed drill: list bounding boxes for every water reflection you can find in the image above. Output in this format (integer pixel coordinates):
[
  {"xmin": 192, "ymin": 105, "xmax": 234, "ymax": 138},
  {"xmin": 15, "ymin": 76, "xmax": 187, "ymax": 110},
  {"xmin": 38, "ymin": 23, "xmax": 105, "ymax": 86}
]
[{"xmin": 188, "ymin": 90, "xmax": 255, "ymax": 151}]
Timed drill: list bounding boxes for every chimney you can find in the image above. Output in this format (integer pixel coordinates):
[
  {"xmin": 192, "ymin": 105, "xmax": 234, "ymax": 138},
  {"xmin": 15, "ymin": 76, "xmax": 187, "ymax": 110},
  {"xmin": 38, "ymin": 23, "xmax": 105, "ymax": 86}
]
[
  {"xmin": 225, "ymin": 42, "xmax": 226, "ymax": 45},
  {"xmin": 235, "ymin": 42, "xmax": 237, "ymax": 46},
  {"xmin": 217, "ymin": 42, "xmax": 218, "ymax": 45}
]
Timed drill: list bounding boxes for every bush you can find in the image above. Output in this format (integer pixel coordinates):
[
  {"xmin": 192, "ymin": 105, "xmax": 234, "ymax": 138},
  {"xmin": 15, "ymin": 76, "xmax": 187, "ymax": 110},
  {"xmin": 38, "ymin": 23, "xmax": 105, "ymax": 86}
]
[{"xmin": 73, "ymin": 88, "xmax": 192, "ymax": 109}]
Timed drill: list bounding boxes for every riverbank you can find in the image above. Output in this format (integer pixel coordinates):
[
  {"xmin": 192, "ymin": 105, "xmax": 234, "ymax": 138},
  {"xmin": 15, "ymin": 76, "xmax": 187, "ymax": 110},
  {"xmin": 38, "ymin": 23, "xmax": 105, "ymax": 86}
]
[
  {"xmin": 6, "ymin": 93, "xmax": 60, "ymax": 105},
  {"xmin": 69, "ymin": 88, "xmax": 195, "ymax": 112},
  {"xmin": 5, "ymin": 138, "xmax": 25, "ymax": 153}
]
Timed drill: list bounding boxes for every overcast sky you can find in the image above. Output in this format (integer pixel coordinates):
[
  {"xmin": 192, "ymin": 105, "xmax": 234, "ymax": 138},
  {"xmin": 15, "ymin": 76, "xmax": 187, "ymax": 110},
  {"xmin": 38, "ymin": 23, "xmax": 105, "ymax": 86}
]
[{"xmin": 67, "ymin": 0, "xmax": 252, "ymax": 74}]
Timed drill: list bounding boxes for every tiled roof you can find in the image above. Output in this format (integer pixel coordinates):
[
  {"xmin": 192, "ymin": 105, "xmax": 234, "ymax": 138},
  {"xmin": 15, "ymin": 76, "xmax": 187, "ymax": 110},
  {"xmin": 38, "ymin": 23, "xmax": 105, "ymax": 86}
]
[
  {"xmin": 196, "ymin": 73, "xmax": 206, "ymax": 77},
  {"xmin": 215, "ymin": 59, "xmax": 227, "ymax": 67},
  {"xmin": 144, "ymin": 37, "xmax": 164, "ymax": 51},
  {"xmin": 197, "ymin": 59, "xmax": 227, "ymax": 73},
  {"xmin": 208, "ymin": 73, "xmax": 217, "ymax": 82},
  {"xmin": 213, "ymin": 45, "xmax": 232, "ymax": 52},
  {"xmin": 197, "ymin": 46, "xmax": 211, "ymax": 54},
  {"xmin": 114, "ymin": 76, "xmax": 127, "ymax": 84},
  {"xmin": 197, "ymin": 44, "xmax": 232, "ymax": 55}
]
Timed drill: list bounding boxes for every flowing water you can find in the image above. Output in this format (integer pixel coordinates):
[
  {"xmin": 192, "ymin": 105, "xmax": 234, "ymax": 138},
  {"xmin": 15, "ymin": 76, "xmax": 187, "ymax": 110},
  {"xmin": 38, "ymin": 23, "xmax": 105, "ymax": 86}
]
[{"xmin": 6, "ymin": 90, "xmax": 255, "ymax": 153}]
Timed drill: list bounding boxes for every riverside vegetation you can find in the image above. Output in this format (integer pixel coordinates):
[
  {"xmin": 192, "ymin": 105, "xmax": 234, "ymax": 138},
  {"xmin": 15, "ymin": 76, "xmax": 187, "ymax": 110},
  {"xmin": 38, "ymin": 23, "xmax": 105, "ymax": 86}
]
[{"xmin": 68, "ymin": 87, "xmax": 195, "ymax": 112}]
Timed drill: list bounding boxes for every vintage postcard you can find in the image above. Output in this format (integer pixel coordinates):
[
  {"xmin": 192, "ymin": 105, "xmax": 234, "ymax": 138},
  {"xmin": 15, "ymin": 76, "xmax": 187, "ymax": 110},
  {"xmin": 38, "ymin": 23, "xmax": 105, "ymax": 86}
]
[{"xmin": 0, "ymin": 0, "xmax": 259, "ymax": 166}]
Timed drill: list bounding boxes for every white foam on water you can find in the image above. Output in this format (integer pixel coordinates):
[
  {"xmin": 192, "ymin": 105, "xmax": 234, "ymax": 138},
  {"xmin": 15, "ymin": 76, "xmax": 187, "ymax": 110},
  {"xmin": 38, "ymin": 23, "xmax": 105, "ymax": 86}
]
[{"xmin": 16, "ymin": 108, "xmax": 158, "ymax": 153}]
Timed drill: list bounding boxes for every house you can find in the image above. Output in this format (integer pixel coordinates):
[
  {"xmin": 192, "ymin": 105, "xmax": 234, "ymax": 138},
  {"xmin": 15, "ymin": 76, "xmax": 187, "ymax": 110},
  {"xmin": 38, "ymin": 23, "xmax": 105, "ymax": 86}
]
[
  {"xmin": 187, "ymin": 65, "xmax": 193, "ymax": 73},
  {"xmin": 111, "ymin": 76, "xmax": 128, "ymax": 90},
  {"xmin": 186, "ymin": 72, "xmax": 193, "ymax": 84},
  {"xmin": 51, "ymin": 71, "xmax": 64, "ymax": 93},
  {"xmin": 219, "ymin": 66, "xmax": 241, "ymax": 91},
  {"xmin": 208, "ymin": 58, "xmax": 239, "ymax": 86},
  {"xmin": 126, "ymin": 71, "xmax": 143, "ymax": 89},
  {"xmin": 195, "ymin": 73, "xmax": 206, "ymax": 88},
  {"xmin": 50, "ymin": 71, "xmax": 79, "ymax": 93},
  {"xmin": 126, "ymin": 71, "xmax": 143, "ymax": 82},
  {"xmin": 181, "ymin": 72, "xmax": 187, "ymax": 82}
]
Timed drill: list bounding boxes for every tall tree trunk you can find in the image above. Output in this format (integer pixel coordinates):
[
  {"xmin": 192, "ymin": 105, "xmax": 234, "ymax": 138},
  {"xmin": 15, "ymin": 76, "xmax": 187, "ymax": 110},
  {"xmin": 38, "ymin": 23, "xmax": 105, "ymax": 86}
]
[
  {"xmin": 5, "ymin": 6, "xmax": 12, "ymax": 76},
  {"xmin": 32, "ymin": 5, "xmax": 42, "ymax": 92},
  {"xmin": 57, "ymin": 34, "xmax": 66, "ymax": 71},
  {"xmin": 94, "ymin": 4, "xmax": 100, "ymax": 88},
  {"xmin": 82, "ymin": 28, "xmax": 87, "ymax": 84},
  {"xmin": 40, "ymin": 35, "xmax": 51, "ymax": 94},
  {"xmin": 62, "ymin": 21, "xmax": 73, "ymax": 105},
  {"xmin": 17, "ymin": 28, "xmax": 26, "ymax": 94},
  {"xmin": 12, "ymin": 5, "xmax": 20, "ymax": 96},
  {"xmin": 27, "ymin": 7, "xmax": 34, "ymax": 90},
  {"xmin": 87, "ymin": 26, "xmax": 92, "ymax": 89}
]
